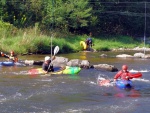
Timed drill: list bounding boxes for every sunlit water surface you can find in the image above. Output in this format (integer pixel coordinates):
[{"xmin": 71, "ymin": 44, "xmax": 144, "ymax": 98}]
[{"xmin": 0, "ymin": 51, "xmax": 150, "ymax": 113}]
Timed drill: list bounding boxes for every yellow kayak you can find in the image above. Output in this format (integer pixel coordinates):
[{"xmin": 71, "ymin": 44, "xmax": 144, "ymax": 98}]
[
  {"xmin": 80, "ymin": 41, "xmax": 87, "ymax": 50},
  {"xmin": 28, "ymin": 66, "xmax": 81, "ymax": 75}
]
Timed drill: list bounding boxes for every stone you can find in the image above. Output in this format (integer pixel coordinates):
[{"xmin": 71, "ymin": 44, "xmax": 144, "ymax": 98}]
[
  {"xmin": 116, "ymin": 54, "xmax": 133, "ymax": 58},
  {"xmin": 93, "ymin": 64, "xmax": 118, "ymax": 72}
]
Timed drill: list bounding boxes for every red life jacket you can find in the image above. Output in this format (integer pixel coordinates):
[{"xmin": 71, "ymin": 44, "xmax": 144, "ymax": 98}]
[
  {"xmin": 120, "ymin": 71, "xmax": 130, "ymax": 80},
  {"xmin": 114, "ymin": 70, "xmax": 131, "ymax": 80}
]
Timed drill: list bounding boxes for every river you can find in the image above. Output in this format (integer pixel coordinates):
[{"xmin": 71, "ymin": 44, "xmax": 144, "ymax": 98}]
[{"xmin": 0, "ymin": 51, "xmax": 150, "ymax": 113}]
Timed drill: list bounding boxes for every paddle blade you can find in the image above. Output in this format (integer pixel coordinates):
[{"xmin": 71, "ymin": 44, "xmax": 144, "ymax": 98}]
[
  {"xmin": 130, "ymin": 72, "xmax": 142, "ymax": 78},
  {"xmin": 98, "ymin": 79, "xmax": 111, "ymax": 86},
  {"xmin": 54, "ymin": 46, "xmax": 59, "ymax": 56}
]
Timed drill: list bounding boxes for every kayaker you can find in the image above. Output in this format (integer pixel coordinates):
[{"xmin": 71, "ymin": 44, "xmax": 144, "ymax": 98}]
[
  {"xmin": 1, "ymin": 51, "xmax": 18, "ymax": 63},
  {"xmin": 114, "ymin": 65, "xmax": 133, "ymax": 81},
  {"xmin": 42, "ymin": 56, "xmax": 55, "ymax": 73},
  {"xmin": 85, "ymin": 32, "xmax": 94, "ymax": 51}
]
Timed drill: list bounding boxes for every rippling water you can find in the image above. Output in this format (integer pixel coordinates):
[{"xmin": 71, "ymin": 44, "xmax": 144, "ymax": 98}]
[{"xmin": 0, "ymin": 51, "xmax": 150, "ymax": 113}]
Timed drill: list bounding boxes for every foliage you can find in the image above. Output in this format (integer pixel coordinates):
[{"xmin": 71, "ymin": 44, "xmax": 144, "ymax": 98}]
[
  {"xmin": 42, "ymin": 0, "xmax": 93, "ymax": 33},
  {"xmin": 2, "ymin": 0, "xmax": 44, "ymax": 28},
  {"xmin": 0, "ymin": 28, "xmax": 146, "ymax": 54},
  {"xmin": 0, "ymin": 0, "xmax": 150, "ymax": 38},
  {"xmin": 0, "ymin": 0, "xmax": 6, "ymax": 20},
  {"xmin": 0, "ymin": 20, "xmax": 17, "ymax": 38}
]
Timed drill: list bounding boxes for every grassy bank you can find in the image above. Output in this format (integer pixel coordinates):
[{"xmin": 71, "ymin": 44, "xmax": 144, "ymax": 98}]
[{"xmin": 0, "ymin": 27, "xmax": 147, "ymax": 54}]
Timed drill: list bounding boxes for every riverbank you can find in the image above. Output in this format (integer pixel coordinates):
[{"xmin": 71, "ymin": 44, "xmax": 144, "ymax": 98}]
[
  {"xmin": 112, "ymin": 47, "xmax": 150, "ymax": 52},
  {"xmin": 0, "ymin": 31, "xmax": 148, "ymax": 55}
]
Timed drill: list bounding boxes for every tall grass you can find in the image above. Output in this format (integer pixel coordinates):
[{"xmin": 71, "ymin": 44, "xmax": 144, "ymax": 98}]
[
  {"xmin": 0, "ymin": 26, "xmax": 147, "ymax": 54},
  {"xmin": 93, "ymin": 36, "xmax": 145, "ymax": 51}
]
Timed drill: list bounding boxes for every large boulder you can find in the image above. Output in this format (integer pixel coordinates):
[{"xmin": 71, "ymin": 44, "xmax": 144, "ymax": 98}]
[
  {"xmin": 67, "ymin": 59, "xmax": 81, "ymax": 67},
  {"xmin": 133, "ymin": 52, "xmax": 145, "ymax": 58},
  {"xmin": 80, "ymin": 60, "xmax": 90, "ymax": 68},
  {"xmin": 67, "ymin": 59, "xmax": 90, "ymax": 68},
  {"xmin": 93, "ymin": 64, "xmax": 118, "ymax": 72},
  {"xmin": 52, "ymin": 56, "xmax": 68, "ymax": 67}
]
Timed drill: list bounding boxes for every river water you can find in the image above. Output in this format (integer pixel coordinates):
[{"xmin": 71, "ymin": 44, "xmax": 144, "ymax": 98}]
[{"xmin": 0, "ymin": 51, "xmax": 150, "ymax": 113}]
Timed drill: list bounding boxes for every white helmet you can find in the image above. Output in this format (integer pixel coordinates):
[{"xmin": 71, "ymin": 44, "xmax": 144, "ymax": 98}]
[{"xmin": 45, "ymin": 56, "xmax": 51, "ymax": 61}]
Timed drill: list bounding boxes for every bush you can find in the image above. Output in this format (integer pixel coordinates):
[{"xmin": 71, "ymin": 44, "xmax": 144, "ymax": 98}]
[{"xmin": 0, "ymin": 21, "xmax": 16, "ymax": 38}]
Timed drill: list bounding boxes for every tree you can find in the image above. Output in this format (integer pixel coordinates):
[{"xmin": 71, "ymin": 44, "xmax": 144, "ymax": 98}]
[
  {"xmin": 42, "ymin": 0, "xmax": 95, "ymax": 33},
  {"xmin": 3, "ymin": 0, "xmax": 44, "ymax": 28},
  {"xmin": 89, "ymin": 0, "xmax": 150, "ymax": 36},
  {"xmin": 0, "ymin": 0, "xmax": 6, "ymax": 20}
]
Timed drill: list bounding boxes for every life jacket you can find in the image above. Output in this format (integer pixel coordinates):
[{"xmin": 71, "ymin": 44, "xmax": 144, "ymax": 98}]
[
  {"xmin": 42, "ymin": 61, "xmax": 54, "ymax": 72},
  {"xmin": 9, "ymin": 56, "xmax": 18, "ymax": 62},
  {"xmin": 1, "ymin": 53, "xmax": 18, "ymax": 62},
  {"xmin": 120, "ymin": 70, "xmax": 130, "ymax": 80}
]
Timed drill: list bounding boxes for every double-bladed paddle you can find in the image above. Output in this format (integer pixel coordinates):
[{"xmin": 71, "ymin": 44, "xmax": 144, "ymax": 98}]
[
  {"xmin": 129, "ymin": 72, "xmax": 142, "ymax": 79},
  {"xmin": 47, "ymin": 46, "xmax": 60, "ymax": 73}
]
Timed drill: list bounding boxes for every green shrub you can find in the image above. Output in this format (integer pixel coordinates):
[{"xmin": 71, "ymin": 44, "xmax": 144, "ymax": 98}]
[{"xmin": 0, "ymin": 21, "xmax": 17, "ymax": 38}]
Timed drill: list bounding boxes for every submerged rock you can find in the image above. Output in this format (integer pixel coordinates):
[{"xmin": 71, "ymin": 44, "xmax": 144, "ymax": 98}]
[
  {"xmin": 142, "ymin": 54, "xmax": 150, "ymax": 59},
  {"xmin": 100, "ymin": 54, "xmax": 107, "ymax": 57},
  {"xmin": 116, "ymin": 54, "xmax": 133, "ymax": 58}
]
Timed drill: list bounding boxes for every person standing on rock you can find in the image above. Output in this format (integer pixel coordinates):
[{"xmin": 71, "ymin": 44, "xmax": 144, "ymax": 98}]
[{"xmin": 85, "ymin": 32, "xmax": 94, "ymax": 51}]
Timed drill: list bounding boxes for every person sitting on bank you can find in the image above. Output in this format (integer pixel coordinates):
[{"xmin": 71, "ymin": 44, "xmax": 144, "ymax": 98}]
[
  {"xmin": 42, "ymin": 56, "xmax": 55, "ymax": 74},
  {"xmin": 1, "ymin": 51, "xmax": 18, "ymax": 63},
  {"xmin": 85, "ymin": 32, "xmax": 94, "ymax": 51},
  {"xmin": 114, "ymin": 65, "xmax": 133, "ymax": 81}
]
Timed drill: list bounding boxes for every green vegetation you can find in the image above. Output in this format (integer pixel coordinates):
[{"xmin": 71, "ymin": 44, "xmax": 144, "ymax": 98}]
[
  {"xmin": 93, "ymin": 36, "xmax": 145, "ymax": 51},
  {"xmin": 0, "ymin": 1, "xmax": 149, "ymax": 36},
  {"xmin": 0, "ymin": 26, "xmax": 146, "ymax": 54},
  {"xmin": 0, "ymin": 1, "xmax": 149, "ymax": 54}
]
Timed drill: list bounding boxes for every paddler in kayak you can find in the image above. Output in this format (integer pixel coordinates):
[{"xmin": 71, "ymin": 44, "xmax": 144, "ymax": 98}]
[
  {"xmin": 114, "ymin": 65, "xmax": 133, "ymax": 81},
  {"xmin": 42, "ymin": 56, "xmax": 55, "ymax": 73},
  {"xmin": 1, "ymin": 51, "xmax": 18, "ymax": 63}
]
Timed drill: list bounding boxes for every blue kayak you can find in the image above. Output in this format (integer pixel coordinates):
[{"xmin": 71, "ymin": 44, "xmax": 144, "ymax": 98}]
[
  {"xmin": 1, "ymin": 61, "xmax": 14, "ymax": 66},
  {"xmin": 116, "ymin": 80, "xmax": 132, "ymax": 89},
  {"xmin": 0, "ymin": 61, "xmax": 26, "ymax": 66}
]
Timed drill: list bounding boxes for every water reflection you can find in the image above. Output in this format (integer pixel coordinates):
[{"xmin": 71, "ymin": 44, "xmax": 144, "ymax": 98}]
[
  {"xmin": 114, "ymin": 88, "xmax": 141, "ymax": 98},
  {"xmin": 79, "ymin": 52, "xmax": 87, "ymax": 60},
  {"xmin": 68, "ymin": 75, "xmax": 80, "ymax": 80},
  {"xmin": 102, "ymin": 87, "xmax": 141, "ymax": 98}
]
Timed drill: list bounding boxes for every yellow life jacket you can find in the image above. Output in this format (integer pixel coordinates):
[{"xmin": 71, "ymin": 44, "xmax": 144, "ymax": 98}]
[{"xmin": 9, "ymin": 56, "xmax": 18, "ymax": 62}]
